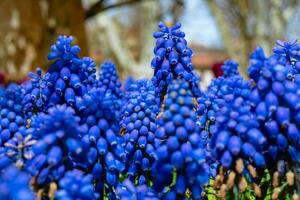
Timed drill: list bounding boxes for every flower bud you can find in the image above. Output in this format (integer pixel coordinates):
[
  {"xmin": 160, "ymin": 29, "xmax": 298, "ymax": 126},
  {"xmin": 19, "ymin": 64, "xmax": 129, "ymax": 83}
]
[
  {"xmin": 60, "ymin": 67, "xmax": 71, "ymax": 80},
  {"xmin": 272, "ymin": 171, "xmax": 279, "ymax": 187},
  {"xmin": 47, "ymin": 146, "xmax": 62, "ymax": 166},
  {"xmin": 220, "ymin": 151, "xmax": 232, "ymax": 168},
  {"xmin": 164, "ymin": 39, "xmax": 174, "ymax": 52},
  {"xmin": 168, "ymin": 50, "xmax": 178, "ymax": 65},
  {"xmin": 238, "ymin": 176, "xmax": 247, "ymax": 192},
  {"xmin": 276, "ymin": 106, "xmax": 290, "ymax": 127},
  {"xmin": 70, "ymin": 74, "xmax": 81, "ymax": 89},
  {"xmin": 235, "ymin": 159, "xmax": 244, "ymax": 174},
  {"xmin": 96, "ymin": 138, "xmax": 107, "ymax": 155},
  {"xmin": 171, "ymin": 151, "xmax": 184, "ymax": 168},
  {"xmin": 253, "ymin": 183, "xmax": 261, "ymax": 197},
  {"xmin": 64, "ymin": 88, "xmax": 75, "ymax": 105},
  {"xmin": 247, "ymin": 165, "xmax": 257, "ymax": 178},
  {"xmin": 286, "ymin": 171, "xmax": 294, "ymax": 186},
  {"xmin": 55, "ymin": 78, "xmax": 66, "ymax": 94},
  {"xmin": 228, "ymin": 135, "xmax": 241, "ymax": 156},
  {"xmin": 226, "ymin": 171, "xmax": 236, "ymax": 189},
  {"xmin": 272, "ymin": 187, "xmax": 280, "ymax": 200},
  {"xmin": 292, "ymin": 193, "xmax": 299, "ymax": 200}
]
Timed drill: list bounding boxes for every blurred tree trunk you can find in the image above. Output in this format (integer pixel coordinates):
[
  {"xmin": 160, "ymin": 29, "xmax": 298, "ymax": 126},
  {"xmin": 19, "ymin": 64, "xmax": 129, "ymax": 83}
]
[
  {"xmin": 0, "ymin": 0, "xmax": 87, "ymax": 82},
  {"xmin": 207, "ymin": 0, "xmax": 300, "ymax": 77}
]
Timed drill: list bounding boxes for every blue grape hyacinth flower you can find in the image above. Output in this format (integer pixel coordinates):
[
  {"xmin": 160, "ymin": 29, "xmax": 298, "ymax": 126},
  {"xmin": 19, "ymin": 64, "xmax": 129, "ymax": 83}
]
[
  {"xmin": 76, "ymin": 86, "xmax": 126, "ymax": 197},
  {"xmin": 120, "ymin": 80, "xmax": 159, "ymax": 184},
  {"xmin": 273, "ymin": 39, "xmax": 300, "ymax": 64},
  {"xmin": 152, "ymin": 79, "xmax": 209, "ymax": 199},
  {"xmin": 197, "ymin": 60, "xmax": 267, "ymax": 197},
  {"xmin": 116, "ymin": 179, "xmax": 159, "ymax": 200},
  {"xmin": 22, "ymin": 68, "xmax": 50, "ymax": 115},
  {"xmin": 0, "ymin": 131, "xmax": 36, "ymax": 170},
  {"xmin": 151, "ymin": 22, "xmax": 202, "ymax": 102},
  {"xmin": 0, "ymin": 84, "xmax": 27, "ymax": 149},
  {"xmin": 27, "ymin": 105, "xmax": 89, "ymax": 187},
  {"xmin": 248, "ymin": 42, "xmax": 300, "ymax": 197},
  {"xmin": 29, "ymin": 35, "xmax": 97, "ymax": 113},
  {"xmin": 97, "ymin": 61, "xmax": 123, "ymax": 101},
  {"xmin": 248, "ymin": 43, "xmax": 300, "ymax": 166},
  {"xmin": 0, "ymin": 165, "xmax": 35, "ymax": 200},
  {"xmin": 56, "ymin": 169, "xmax": 99, "ymax": 200}
]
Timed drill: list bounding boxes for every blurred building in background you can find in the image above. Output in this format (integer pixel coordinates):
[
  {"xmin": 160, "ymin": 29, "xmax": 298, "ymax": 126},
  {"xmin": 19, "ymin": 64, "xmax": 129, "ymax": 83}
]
[{"xmin": 0, "ymin": 0, "xmax": 300, "ymax": 87}]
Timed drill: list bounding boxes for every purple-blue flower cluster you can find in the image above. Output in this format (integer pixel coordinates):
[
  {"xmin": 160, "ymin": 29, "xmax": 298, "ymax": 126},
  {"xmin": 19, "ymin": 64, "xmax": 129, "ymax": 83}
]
[
  {"xmin": 27, "ymin": 105, "xmax": 88, "ymax": 187},
  {"xmin": 56, "ymin": 169, "xmax": 99, "ymax": 200},
  {"xmin": 0, "ymin": 84, "xmax": 27, "ymax": 149},
  {"xmin": 197, "ymin": 61, "xmax": 254, "ymax": 179},
  {"xmin": 0, "ymin": 131, "xmax": 35, "ymax": 170},
  {"xmin": 152, "ymin": 79, "xmax": 209, "ymax": 199},
  {"xmin": 22, "ymin": 68, "xmax": 50, "ymax": 115},
  {"xmin": 207, "ymin": 61, "xmax": 265, "ymax": 171},
  {"xmin": 116, "ymin": 179, "xmax": 159, "ymax": 200},
  {"xmin": 249, "ymin": 41, "xmax": 300, "ymax": 165},
  {"xmin": 77, "ymin": 61, "xmax": 126, "ymax": 197},
  {"xmin": 23, "ymin": 36, "xmax": 97, "ymax": 114},
  {"xmin": 120, "ymin": 80, "xmax": 159, "ymax": 183},
  {"xmin": 94, "ymin": 61, "xmax": 123, "ymax": 128},
  {"xmin": 247, "ymin": 41, "xmax": 300, "ymax": 197},
  {"xmin": 0, "ymin": 165, "xmax": 35, "ymax": 200},
  {"xmin": 1, "ymin": 23, "xmax": 300, "ymax": 199},
  {"xmin": 151, "ymin": 22, "xmax": 201, "ymax": 102}
]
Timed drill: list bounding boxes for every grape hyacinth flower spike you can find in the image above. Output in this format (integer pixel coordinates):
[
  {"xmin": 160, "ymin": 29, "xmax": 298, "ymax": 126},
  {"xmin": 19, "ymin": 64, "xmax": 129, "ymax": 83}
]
[
  {"xmin": 22, "ymin": 68, "xmax": 50, "ymax": 115},
  {"xmin": 96, "ymin": 60, "xmax": 124, "ymax": 126},
  {"xmin": 248, "ymin": 41, "xmax": 300, "ymax": 198},
  {"xmin": 26, "ymin": 105, "xmax": 89, "ymax": 188},
  {"xmin": 0, "ymin": 84, "xmax": 27, "ymax": 149},
  {"xmin": 151, "ymin": 22, "xmax": 201, "ymax": 103},
  {"xmin": 120, "ymin": 80, "xmax": 159, "ymax": 184},
  {"xmin": 0, "ymin": 131, "xmax": 36, "ymax": 170},
  {"xmin": 56, "ymin": 169, "xmax": 99, "ymax": 200},
  {"xmin": 197, "ymin": 60, "xmax": 267, "ymax": 198},
  {"xmin": 0, "ymin": 165, "xmax": 35, "ymax": 200},
  {"xmin": 116, "ymin": 179, "xmax": 159, "ymax": 200},
  {"xmin": 77, "ymin": 88, "xmax": 126, "ymax": 197},
  {"xmin": 152, "ymin": 79, "xmax": 209, "ymax": 199},
  {"xmin": 35, "ymin": 35, "xmax": 97, "ymax": 112}
]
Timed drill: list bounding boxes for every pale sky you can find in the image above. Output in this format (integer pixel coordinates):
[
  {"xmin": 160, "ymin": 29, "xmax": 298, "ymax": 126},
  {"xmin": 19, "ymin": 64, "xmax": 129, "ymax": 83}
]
[{"xmin": 180, "ymin": 0, "xmax": 223, "ymax": 48}]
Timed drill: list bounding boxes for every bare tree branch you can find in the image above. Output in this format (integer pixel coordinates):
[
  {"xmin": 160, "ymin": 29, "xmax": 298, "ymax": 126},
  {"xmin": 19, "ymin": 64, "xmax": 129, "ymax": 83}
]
[{"xmin": 85, "ymin": 0, "xmax": 151, "ymax": 19}]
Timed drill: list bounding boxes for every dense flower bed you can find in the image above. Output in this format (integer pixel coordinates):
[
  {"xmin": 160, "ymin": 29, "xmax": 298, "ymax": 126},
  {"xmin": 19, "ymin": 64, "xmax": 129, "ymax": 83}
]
[{"xmin": 0, "ymin": 22, "xmax": 299, "ymax": 200}]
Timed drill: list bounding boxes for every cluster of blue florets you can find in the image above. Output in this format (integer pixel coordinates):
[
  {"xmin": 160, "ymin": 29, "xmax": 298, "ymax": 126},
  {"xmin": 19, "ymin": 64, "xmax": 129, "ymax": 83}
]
[
  {"xmin": 204, "ymin": 60, "xmax": 265, "ymax": 172},
  {"xmin": 0, "ymin": 166, "xmax": 35, "ymax": 200},
  {"xmin": 197, "ymin": 60, "xmax": 250, "ymax": 127},
  {"xmin": 120, "ymin": 80, "xmax": 159, "ymax": 184},
  {"xmin": 116, "ymin": 178, "xmax": 159, "ymax": 200},
  {"xmin": 246, "ymin": 41, "xmax": 300, "ymax": 196},
  {"xmin": 151, "ymin": 22, "xmax": 201, "ymax": 102},
  {"xmin": 152, "ymin": 79, "xmax": 209, "ymax": 199},
  {"xmin": 0, "ymin": 84, "xmax": 27, "ymax": 151},
  {"xmin": 24, "ymin": 35, "xmax": 97, "ymax": 115},
  {"xmin": 56, "ymin": 169, "xmax": 99, "ymax": 200},
  {"xmin": 27, "ymin": 105, "xmax": 89, "ymax": 187},
  {"xmin": 0, "ymin": 22, "xmax": 300, "ymax": 200}
]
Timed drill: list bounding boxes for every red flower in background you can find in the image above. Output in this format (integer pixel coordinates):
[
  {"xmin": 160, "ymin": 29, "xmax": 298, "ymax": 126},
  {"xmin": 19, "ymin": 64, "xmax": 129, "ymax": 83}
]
[
  {"xmin": 212, "ymin": 62, "xmax": 224, "ymax": 77},
  {"xmin": 0, "ymin": 71, "xmax": 5, "ymax": 85}
]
